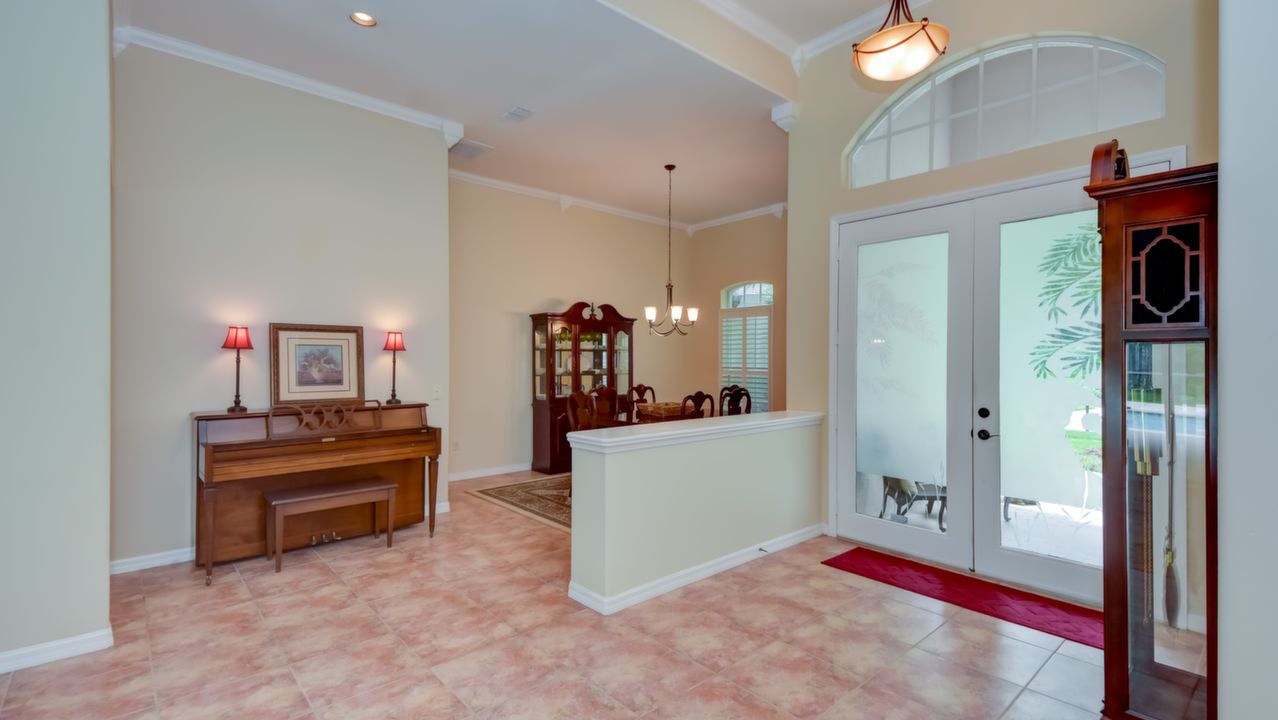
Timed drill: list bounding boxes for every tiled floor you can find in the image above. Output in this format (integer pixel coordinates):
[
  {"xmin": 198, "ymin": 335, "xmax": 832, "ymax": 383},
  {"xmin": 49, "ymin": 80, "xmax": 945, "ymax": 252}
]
[{"xmin": 0, "ymin": 471, "xmax": 1105, "ymax": 719}]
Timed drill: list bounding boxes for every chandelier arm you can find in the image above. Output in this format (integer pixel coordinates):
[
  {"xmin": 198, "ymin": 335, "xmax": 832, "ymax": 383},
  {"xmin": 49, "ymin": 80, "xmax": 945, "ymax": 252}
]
[
  {"xmin": 855, "ymin": 25, "xmax": 927, "ymax": 55},
  {"xmin": 899, "ymin": 0, "xmax": 914, "ymax": 24},
  {"xmin": 920, "ymin": 21, "xmax": 944, "ymax": 55}
]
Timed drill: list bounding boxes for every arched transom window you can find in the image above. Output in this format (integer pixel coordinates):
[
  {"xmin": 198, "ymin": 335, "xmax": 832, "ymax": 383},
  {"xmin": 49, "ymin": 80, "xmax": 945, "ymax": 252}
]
[
  {"xmin": 722, "ymin": 281, "xmax": 774, "ymax": 309},
  {"xmin": 848, "ymin": 36, "xmax": 1166, "ymax": 188}
]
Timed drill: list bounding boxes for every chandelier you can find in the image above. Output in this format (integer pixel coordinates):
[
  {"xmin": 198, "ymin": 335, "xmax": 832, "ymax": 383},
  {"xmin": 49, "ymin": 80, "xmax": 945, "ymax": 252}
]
[
  {"xmin": 852, "ymin": 0, "xmax": 950, "ymax": 82},
  {"xmin": 644, "ymin": 164, "xmax": 698, "ymax": 336}
]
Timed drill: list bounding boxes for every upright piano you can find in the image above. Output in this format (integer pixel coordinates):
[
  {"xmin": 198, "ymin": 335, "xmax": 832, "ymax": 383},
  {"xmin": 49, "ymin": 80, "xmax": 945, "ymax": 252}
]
[{"xmin": 193, "ymin": 401, "xmax": 441, "ymax": 583}]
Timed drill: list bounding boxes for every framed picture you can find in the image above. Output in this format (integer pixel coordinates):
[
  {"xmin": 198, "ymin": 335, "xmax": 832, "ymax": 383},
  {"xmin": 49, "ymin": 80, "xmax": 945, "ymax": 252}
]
[{"xmin": 269, "ymin": 323, "xmax": 365, "ymax": 406}]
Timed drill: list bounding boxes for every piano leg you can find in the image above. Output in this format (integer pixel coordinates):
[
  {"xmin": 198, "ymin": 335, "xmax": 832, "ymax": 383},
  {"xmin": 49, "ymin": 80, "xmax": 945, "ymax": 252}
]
[
  {"xmin": 201, "ymin": 485, "xmax": 218, "ymax": 585},
  {"xmin": 428, "ymin": 455, "xmax": 439, "ymax": 537}
]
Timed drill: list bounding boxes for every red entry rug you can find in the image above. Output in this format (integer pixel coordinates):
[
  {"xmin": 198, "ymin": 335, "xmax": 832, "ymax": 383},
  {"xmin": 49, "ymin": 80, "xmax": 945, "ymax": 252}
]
[{"xmin": 823, "ymin": 547, "xmax": 1104, "ymax": 649}]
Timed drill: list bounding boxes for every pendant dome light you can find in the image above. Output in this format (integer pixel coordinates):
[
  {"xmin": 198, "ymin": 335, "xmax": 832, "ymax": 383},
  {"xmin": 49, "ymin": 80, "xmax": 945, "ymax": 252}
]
[{"xmin": 852, "ymin": 0, "xmax": 950, "ymax": 82}]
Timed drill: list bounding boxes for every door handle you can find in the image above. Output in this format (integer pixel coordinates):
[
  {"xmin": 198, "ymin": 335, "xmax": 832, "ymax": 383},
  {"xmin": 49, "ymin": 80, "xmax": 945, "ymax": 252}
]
[{"xmin": 977, "ymin": 429, "xmax": 999, "ymax": 441}]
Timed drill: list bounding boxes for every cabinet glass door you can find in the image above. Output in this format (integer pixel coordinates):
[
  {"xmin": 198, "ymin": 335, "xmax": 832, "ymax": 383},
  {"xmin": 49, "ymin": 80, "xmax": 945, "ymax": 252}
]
[
  {"xmin": 578, "ymin": 329, "xmax": 608, "ymax": 392},
  {"xmin": 614, "ymin": 329, "xmax": 630, "ymax": 393},
  {"xmin": 533, "ymin": 326, "xmax": 547, "ymax": 400},
  {"xmin": 1125, "ymin": 341, "xmax": 1209, "ymax": 718},
  {"xmin": 553, "ymin": 322, "xmax": 573, "ymax": 397}
]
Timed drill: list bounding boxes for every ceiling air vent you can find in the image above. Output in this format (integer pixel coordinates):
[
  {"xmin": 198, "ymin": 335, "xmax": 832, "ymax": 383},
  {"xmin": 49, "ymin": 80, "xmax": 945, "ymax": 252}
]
[
  {"xmin": 502, "ymin": 105, "xmax": 535, "ymax": 122},
  {"xmin": 449, "ymin": 138, "xmax": 494, "ymax": 160}
]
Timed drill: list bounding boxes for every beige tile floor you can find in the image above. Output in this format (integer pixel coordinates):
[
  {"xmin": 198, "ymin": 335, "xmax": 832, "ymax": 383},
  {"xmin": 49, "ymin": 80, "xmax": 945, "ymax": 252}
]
[{"xmin": 0, "ymin": 471, "xmax": 1105, "ymax": 719}]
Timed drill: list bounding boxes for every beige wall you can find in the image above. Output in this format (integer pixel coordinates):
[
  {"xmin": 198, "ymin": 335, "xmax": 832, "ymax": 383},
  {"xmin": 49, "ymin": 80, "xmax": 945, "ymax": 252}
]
[
  {"xmin": 686, "ymin": 213, "xmax": 787, "ymax": 410},
  {"xmin": 785, "ymin": 0, "xmax": 1219, "ymax": 514},
  {"xmin": 569, "ymin": 412, "xmax": 823, "ymax": 606},
  {"xmin": 1218, "ymin": 0, "xmax": 1276, "ymax": 714},
  {"xmin": 449, "ymin": 180, "xmax": 789, "ymax": 476},
  {"xmin": 448, "ymin": 179, "xmax": 695, "ymax": 476},
  {"xmin": 111, "ymin": 47, "xmax": 451, "ymax": 562},
  {"xmin": 0, "ymin": 3, "xmax": 112, "ymax": 655}
]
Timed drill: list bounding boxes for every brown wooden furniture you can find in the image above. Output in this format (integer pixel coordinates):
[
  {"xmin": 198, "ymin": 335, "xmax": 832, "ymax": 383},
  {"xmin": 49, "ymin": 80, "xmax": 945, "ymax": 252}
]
[
  {"xmin": 1087, "ymin": 139, "xmax": 1216, "ymax": 720},
  {"xmin": 264, "ymin": 479, "xmax": 396, "ymax": 572},
  {"xmin": 680, "ymin": 391, "xmax": 715, "ymax": 418},
  {"xmin": 631, "ymin": 384, "xmax": 656, "ymax": 406},
  {"xmin": 590, "ymin": 385, "xmax": 620, "ymax": 423},
  {"xmin": 194, "ymin": 401, "xmax": 440, "ymax": 585},
  {"xmin": 635, "ymin": 401, "xmax": 697, "ymax": 423},
  {"xmin": 566, "ymin": 391, "xmax": 593, "ymax": 431},
  {"xmin": 719, "ymin": 385, "xmax": 753, "ymax": 416},
  {"xmin": 531, "ymin": 302, "xmax": 636, "ymax": 472}
]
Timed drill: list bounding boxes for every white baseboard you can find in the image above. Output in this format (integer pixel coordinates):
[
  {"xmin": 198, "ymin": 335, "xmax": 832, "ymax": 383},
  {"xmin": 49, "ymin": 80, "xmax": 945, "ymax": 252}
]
[
  {"xmin": 568, "ymin": 523, "xmax": 826, "ymax": 615},
  {"xmin": 109, "ymin": 504, "xmax": 451, "ymax": 576},
  {"xmin": 448, "ymin": 463, "xmax": 531, "ymax": 482},
  {"xmin": 0, "ymin": 627, "xmax": 114, "ymax": 674},
  {"xmin": 110, "ymin": 546, "xmax": 195, "ymax": 575}
]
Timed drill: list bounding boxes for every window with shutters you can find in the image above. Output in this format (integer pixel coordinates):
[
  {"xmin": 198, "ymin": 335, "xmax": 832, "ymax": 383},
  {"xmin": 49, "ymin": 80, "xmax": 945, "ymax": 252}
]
[{"xmin": 720, "ymin": 282, "xmax": 773, "ymax": 411}]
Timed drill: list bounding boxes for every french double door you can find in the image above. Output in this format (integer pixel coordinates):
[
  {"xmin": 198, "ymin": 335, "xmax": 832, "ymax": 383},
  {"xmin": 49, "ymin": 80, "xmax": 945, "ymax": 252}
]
[{"xmin": 834, "ymin": 178, "xmax": 1109, "ymax": 605}]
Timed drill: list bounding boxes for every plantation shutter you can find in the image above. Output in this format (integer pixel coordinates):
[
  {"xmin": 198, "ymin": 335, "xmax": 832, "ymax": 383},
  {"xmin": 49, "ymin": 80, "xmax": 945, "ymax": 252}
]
[{"xmin": 720, "ymin": 309, "xmax": 770, "ymax": 411}]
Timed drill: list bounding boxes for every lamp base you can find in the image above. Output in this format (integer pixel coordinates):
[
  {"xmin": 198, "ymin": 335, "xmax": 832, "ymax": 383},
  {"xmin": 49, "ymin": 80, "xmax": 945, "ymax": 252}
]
[
  {"xmin": 386, "ymin": 398, "xmax": 403, "ymax": 405},
  {"xmin": 226, "ymin": 403, "xmax": 248, "ymax": 414}
]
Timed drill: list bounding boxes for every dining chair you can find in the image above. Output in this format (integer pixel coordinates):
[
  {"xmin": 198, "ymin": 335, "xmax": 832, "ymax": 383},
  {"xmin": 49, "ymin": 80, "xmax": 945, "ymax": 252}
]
[
  {"xmin": 566, "ymin": 391, "xmax": 596, "ymax": 431},
  {"xmin": 719, "ymin": 385, "xmax": 752, "ymax": 416},
  {"xmin": 631, "ymin": 384, "xmax": 656, "ymax": 406},
  {"xmin": 590, "ymin": 386, "xmax": 619, "ymax": 422},
  {"xmin": 680, "ymin": 391, "xmax": 715, "ymax": 418}
]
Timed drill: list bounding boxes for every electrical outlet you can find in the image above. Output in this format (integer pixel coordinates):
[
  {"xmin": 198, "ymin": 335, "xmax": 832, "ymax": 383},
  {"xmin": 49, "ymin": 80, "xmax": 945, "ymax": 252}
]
[{"xmin": 432, "ymin": 384, "xmax": 442, "ymax": 399}]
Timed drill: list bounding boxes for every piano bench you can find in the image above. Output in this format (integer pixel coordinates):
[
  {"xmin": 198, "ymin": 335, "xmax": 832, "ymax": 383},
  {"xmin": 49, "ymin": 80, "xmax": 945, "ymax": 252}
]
[{"xmin": 263, "ymin": 479, "xmax": 397, "ymax": 573}]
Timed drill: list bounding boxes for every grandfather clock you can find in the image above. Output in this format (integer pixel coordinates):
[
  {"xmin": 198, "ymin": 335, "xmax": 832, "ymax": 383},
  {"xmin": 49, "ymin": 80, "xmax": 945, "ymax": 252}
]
[{"xmin": 1086, "ymin": 140, "xmax": 1217, "ymax": 720}]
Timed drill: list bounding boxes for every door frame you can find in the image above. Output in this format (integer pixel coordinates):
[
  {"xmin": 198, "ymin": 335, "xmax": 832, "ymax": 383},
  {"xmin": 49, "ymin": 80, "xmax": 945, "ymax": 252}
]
[
  {"xmin": 834, "ymin": 203, "xmax": 976, "ymax": 570},
  {"xmin": 825, "ymin": 146, "xmax": 1187, "ymax": 581},
  {"xmin": 969, "ymin": 180, "xmax": 1105, "ymax": 604}
]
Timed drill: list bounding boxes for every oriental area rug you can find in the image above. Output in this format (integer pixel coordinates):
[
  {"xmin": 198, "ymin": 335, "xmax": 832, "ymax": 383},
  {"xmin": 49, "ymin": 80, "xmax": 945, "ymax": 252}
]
[
  {"xmin": 824, "ymin": 547, "xmax": 1104, "ymax": 649},
  {"xmin": 471, "ymin": 473, "xmax": 572, "ymax": 531}
]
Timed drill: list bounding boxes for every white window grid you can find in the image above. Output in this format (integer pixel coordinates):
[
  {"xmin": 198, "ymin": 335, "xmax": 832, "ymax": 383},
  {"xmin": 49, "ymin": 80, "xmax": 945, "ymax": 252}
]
[{"xmin": 849, "ymin": 37, "xmax": 1167, "ymax": 188}]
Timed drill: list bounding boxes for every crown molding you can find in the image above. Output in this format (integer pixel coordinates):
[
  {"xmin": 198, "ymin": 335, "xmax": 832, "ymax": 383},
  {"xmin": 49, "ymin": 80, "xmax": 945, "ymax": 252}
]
[
  {"xmin": 449, "ymin": 170, "xmax": 786, "ymax": 237},
  {"xmin": 448, "ymin": 170, "xmax": 689, "ymax": 231},
  {"xmin": 771, "ymin": 102, "xmax": 796, "ymax": 133},
  {"xmin": 697, "ymin": 0, "xmax": 798, "ymax": 55},
  {"xmin": 791, "ymin": 0, "xmax": 933, "ymax": 74},
  {"xmin": 112, "ymin": 26, "xmax": 466, "ymax": 147},
  {"xmin": 686, "ymin": 202, "xmax": 786, "ymax": 236}
]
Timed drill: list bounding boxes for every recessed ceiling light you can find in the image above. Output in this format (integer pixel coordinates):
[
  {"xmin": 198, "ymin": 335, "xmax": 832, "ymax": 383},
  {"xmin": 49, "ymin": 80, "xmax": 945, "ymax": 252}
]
[{"xmin": 350, "ymin": 11, "xmax": 377, "ymax": 27}]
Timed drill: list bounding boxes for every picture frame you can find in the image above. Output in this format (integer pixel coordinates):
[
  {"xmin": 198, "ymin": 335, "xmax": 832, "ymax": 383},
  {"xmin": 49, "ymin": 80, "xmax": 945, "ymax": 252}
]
[{"xmin": 269, "ymin": 323, "xmax": 365, "ymax": 406}]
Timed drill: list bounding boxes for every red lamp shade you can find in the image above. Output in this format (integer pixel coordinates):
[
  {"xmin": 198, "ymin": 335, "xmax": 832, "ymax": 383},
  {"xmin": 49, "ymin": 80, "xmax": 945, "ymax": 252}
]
[
  {"xmin": 383, "ymin": 331, "xmax": 406, "ymax": 352},
  {"xmin": 221, "ymin": 326, "xmax": 253, "ymax": 350}
]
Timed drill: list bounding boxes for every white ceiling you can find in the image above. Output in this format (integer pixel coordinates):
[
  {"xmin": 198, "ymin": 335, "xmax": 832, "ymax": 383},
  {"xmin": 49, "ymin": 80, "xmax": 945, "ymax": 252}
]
[
  {"xmin": 115, "ymin": 0, "xmax": 790, "ymax": 225},
  {"xmin": 709, "ymin": 0, "xmax": 888, "ymax": 52}
]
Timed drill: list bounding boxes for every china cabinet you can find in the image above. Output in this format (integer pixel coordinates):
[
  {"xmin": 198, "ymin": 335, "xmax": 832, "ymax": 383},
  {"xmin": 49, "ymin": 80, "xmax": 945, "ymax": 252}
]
[
  {"xmin": 530, "ymin": 302, "xmax": 635, "ymax": 473},
  {"xmin": 1086, "ymin": 140, "xmax": 1216, "ymax": 720}
]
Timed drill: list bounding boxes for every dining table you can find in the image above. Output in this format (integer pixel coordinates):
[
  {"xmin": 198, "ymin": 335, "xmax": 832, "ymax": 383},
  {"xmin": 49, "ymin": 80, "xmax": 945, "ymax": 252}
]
[{"xmin": 632, "ymin": 400, "xmax": 704, "ymax": 424}]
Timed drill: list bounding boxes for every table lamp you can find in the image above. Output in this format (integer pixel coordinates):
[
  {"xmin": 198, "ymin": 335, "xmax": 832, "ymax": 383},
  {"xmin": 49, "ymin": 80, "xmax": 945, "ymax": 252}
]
[
  {"xmin": 383, "ymin": 331, "xmax": 405, "ymax": 405},
  {"xmin": 221, "ymin": 325, "xmax": 253, "ymax": 413}
]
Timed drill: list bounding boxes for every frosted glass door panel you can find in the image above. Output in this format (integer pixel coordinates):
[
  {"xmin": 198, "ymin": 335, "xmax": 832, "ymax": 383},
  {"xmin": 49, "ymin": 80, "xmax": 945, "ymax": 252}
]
[
  {"xmin": 855, "ymin": 233, "xmax": 950, "ymax": 533},
  {"xmin": 998, "ymin": 210, "xmax": 1103, "ymax": 567}
]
